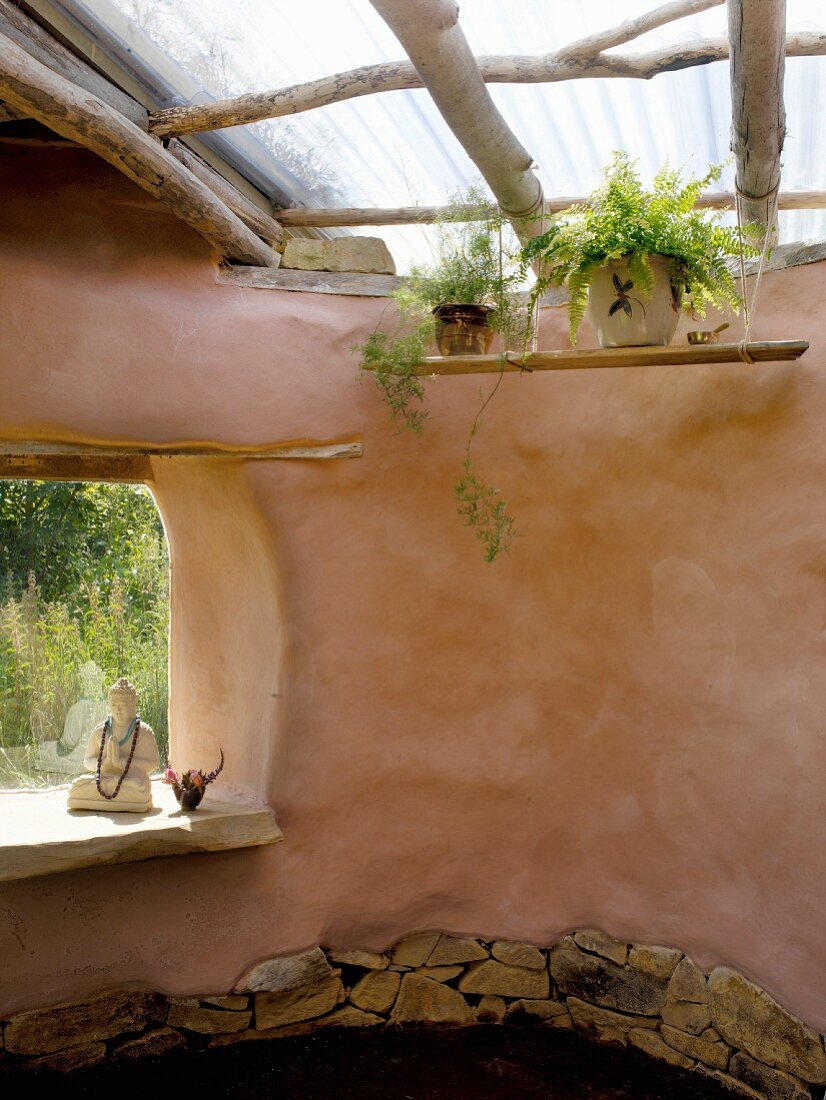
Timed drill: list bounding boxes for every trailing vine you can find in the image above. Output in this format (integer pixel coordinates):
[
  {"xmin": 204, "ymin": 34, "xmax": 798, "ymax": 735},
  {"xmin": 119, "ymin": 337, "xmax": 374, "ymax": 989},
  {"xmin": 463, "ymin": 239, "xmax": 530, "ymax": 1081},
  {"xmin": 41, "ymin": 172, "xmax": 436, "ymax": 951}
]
[{"xmin": 355, "ymin": 182, "xmax": 530, "ymax": 562}]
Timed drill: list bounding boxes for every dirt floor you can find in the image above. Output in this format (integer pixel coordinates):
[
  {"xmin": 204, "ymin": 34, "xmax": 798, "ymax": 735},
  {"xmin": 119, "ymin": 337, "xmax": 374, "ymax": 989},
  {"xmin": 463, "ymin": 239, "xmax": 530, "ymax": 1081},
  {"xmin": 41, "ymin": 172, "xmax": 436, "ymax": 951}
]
[{"xmin": 22, "ymin": 1026, "xmax": 742, "ymax": 1099}]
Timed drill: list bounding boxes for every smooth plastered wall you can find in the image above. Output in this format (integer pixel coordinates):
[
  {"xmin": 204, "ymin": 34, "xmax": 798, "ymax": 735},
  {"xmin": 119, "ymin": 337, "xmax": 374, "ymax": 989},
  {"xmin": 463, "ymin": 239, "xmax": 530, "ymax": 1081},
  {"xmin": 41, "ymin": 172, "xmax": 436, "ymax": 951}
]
[{"xmin": 0, "ymin": 150, "xmax": 823, "ymax": 1028}]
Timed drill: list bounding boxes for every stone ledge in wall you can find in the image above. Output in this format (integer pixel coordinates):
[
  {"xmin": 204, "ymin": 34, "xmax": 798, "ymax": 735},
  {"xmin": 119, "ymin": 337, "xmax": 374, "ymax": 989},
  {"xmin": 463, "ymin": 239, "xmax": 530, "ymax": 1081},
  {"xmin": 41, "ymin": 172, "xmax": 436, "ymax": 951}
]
[
  {"xmin": 0, "ymin": 781, "xmax": 283, "ymax": 882},
  {"xmin": 0, "ymin": 930, "xmax": 823, "ymax": 1100}
]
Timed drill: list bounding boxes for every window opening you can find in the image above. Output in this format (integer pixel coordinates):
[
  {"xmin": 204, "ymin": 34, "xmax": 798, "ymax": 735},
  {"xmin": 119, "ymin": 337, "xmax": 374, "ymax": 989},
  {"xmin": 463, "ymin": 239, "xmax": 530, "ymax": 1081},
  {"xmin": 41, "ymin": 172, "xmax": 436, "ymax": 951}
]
[{"xmin": 0, "ymin": 480, "xmax": 169, "ymax": 789}]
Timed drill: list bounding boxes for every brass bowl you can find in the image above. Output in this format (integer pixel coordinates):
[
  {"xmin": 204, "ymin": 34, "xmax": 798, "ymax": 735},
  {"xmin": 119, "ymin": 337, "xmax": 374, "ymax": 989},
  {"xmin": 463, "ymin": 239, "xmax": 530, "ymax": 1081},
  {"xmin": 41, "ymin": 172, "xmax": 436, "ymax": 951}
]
[
  {"xmin": 687, "ymin": 323, "xmax": 729, "ymax": 345},
  {"xmin": 687, "ymin": 330, "xmax": 718, "ymax": 344}
]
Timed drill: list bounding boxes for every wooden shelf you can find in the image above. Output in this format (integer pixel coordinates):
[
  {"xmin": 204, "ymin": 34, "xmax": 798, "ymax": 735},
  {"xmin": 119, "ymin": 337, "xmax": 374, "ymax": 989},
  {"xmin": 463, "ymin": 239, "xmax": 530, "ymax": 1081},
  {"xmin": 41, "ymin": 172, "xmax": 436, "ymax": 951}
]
[{"xmin": 399, "ymin": 341, "xmax": 809, "ymax": 376}]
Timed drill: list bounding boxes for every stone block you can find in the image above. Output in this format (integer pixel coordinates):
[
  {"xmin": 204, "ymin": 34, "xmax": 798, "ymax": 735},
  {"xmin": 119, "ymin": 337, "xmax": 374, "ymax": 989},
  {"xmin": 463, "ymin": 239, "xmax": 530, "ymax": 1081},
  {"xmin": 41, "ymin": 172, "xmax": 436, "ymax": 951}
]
[
  {"xmin": 417, "ymin": 966, "xmax": 464, "ymax": 982},
  {"xmin": 326, "ymin": 949, "xmax": 389, "ymax": 970},
  {"xmin": 4, "ymin": 992, "xmax": 165, "ymax": 1055},
  {"xmin": 234, "ymin": 948, "xmax": 332, "ymax": 994},
  {"xmin": 695, "ymin": 1065, "xmax": 765, "ymax": 1099},
  {"xmin": 567, "ymin": 997, "xmax": 657, "ymax": 1046},
  {"xmin": 281, "ymin": 237, "xmax": 396, "ymax": 275},
  {"xmin": 167, "ymin": 1001, "xmax": 252, "ymax": 1034},
  {"xmin": 349, "ymin": 970, "xmax": 401, "ymax": 1015},
  {"xmin": 708, "ymin": 967, "xmax": 826, "ymax": 1084},
  {"xmin": 505, "ymin": 999, "xmax": 569, "ymax": 1024},
  {"xmin": 661, "ymin": 999, "xmax": 712, "ymax": 1035},
  {"xmin": 660, "ymin": 1024, "xmax": 729, "ymax": 1069},
  {"xmin": 668, "ymin": 957, "xmax": 709, "ymax": 1003},
  {"xmin": 426, "ymin": 935, "xmax": 488, "ymax": 966},
  {"xmin": 491, "ymin": 941, "xmax": 546, "ymax": 969},
  {"xmin": 628, "ymin": 945, "xmax": 682, "ymax": 980},
  {"xmin": 391, "ymin": 932, "xmax": 441, "ymax": 968},
  {"xmin": 459, "ymin": 960, "xmax": 549, "ymax": 999},
  {"xmin": 549, "ymin": 1012, "xmax": 574, "ymax": 1030},
  {"xmin": 23, "ymin": 1042, "xmax": 107, "ymax": 1074},
  {"xmin": 628, "ymin": 1028, "xmax": 694, "ymax": 1069},
  {"xmin": 255, "ymin": 973, "xmax": 344, "ymax": 1030},
  {"xmin": 389, "ymin": 974, "xmax": 472, "ymax": 1026},
  {"xmin": 475, "ymin": 996, "xmax": 507, "ymax": 1024},
  {"xmin": 573, "ymin": 929, "xmax": 628, "ymax": 965},
  {"xmin": 730, "ymin": 1051, "xmax": 813, "ymax": 1100},
  {"xmin": 201, "ymin": 995, "xmax": 250, "ymax": 1010},
  {"xmin": 210, "ymin": 1005, "xmax": 383, "ymax": 1046},
  {"xmin": 550, "ymin": 939, "xmax": 667, "ymax": 1016},
  {"xmin": 112, "ymin": 1028, "xmax": 187, "ymax": 1062}
]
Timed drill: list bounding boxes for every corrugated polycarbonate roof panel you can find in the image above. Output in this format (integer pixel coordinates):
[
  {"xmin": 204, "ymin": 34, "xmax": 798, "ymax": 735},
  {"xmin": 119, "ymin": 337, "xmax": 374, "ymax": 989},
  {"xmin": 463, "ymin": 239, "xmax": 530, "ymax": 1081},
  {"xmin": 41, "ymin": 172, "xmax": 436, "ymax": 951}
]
[{"xmin": 72, "ymin": 1, "xmax": 826, "ymax": 268}]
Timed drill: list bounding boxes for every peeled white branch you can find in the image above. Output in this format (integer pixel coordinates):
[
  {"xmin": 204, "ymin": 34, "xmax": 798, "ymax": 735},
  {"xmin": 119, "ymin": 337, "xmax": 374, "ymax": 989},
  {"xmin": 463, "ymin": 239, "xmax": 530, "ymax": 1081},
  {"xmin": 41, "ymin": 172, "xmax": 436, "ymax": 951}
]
[
  {"xmin": 555, "ymin": 0, "xmax": 723, "ymax": 60},
  {"xmin": 368, "ymin": 0, "xmax": 544, "ymax": 239},
  {"xmin": 148, "ymin": 33, "xmax": 825, "ymax": 139},
  {"xmin": 728, "ymin": 0, "xmax": 787, "ymax": 228}
]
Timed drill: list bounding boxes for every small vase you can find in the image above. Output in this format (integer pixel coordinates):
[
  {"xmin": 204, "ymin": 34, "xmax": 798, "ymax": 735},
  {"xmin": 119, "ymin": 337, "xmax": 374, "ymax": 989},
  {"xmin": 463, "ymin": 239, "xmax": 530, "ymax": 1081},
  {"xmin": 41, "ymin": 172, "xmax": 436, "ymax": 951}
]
[
  {"xmin": 175, "ymin": 786, "xmax": 204, "ymax": 811},
  {"xmin": 433, "ymin": 303, "xmax": 496, "ymax": 356},
  {"xmin": 587, "ymin": 256, "xmax": 682, "ymax": 348}
]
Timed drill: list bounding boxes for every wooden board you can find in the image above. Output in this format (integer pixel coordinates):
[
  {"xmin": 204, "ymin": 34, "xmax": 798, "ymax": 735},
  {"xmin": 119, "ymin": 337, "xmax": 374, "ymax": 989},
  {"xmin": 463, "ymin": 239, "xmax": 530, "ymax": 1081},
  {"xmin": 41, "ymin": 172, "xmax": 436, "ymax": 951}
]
[
  {"xmin": 384, "ymin": 341, "xmax": 810, "ymax": 376},
  {"xmin": 0, "ymin": 440, "xmax": 363, "ymax": 464},
  {"xmin": 0, "ymin": 0, "xmax": 147, "ymax": 128}
]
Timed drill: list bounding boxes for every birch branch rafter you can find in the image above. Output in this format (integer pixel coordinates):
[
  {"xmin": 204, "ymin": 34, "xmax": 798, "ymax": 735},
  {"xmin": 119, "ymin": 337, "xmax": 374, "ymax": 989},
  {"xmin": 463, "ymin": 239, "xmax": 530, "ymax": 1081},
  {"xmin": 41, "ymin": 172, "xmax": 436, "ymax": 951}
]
[
  {"xmin": 728, "ymin": 0, "xmax": 787, "ymax": 227},
  {"xmin": 166, "ymin": 140, "xmax": 284, "ymax": 248},
  {"xmin": 148, "ymin": 32, "xmax": 825, "ymax": 140},
  {"xmin": 0, "ymin": 31, "xmax": 279, "ymax": 267},
  {"xmin": 273, "ymin": 191, "xmax": 826, "ymax": 227},
  {"xmin": 152, "ymin": 0, "xmax": 722, "ymax": 138},
  {"xmin": 368, "ymin": 0, "xmax": 543, "ymax": 231},
  {"xmin": 555, "ymin": 0, "xmax": 722, "ymax": 60}
]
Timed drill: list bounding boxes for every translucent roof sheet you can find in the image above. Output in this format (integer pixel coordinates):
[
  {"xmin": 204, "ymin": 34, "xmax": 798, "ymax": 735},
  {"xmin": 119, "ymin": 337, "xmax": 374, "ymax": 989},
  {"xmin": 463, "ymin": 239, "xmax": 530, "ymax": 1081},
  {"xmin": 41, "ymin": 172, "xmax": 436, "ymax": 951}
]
[{"xmin": 76, "ymin": 1, "xmax": 826, "ymax": 268}]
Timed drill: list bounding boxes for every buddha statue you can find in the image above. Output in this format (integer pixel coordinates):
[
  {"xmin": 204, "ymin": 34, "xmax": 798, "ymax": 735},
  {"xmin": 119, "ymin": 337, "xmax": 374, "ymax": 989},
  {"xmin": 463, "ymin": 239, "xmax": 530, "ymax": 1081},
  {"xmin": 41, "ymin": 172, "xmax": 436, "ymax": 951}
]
[{"xmin": 67, "ymin": 677, "xmax": 159, "ymax": 813}]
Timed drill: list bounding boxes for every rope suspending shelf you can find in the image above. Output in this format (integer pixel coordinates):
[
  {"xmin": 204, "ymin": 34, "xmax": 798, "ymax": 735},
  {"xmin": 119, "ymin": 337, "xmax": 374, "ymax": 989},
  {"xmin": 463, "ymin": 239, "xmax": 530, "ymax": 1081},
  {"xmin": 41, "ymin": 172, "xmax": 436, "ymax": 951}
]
[{"xmin": 377, "ymin": 341, "xmax": 809, "ymax": 377}]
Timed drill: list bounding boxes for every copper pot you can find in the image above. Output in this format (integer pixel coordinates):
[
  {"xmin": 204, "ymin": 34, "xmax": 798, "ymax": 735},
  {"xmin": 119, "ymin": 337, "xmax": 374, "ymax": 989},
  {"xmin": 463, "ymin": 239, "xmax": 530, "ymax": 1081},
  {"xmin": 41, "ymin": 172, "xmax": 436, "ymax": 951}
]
[{"xmin": 432, "ymin": 303, "xmax": 496, "ymax": 356}]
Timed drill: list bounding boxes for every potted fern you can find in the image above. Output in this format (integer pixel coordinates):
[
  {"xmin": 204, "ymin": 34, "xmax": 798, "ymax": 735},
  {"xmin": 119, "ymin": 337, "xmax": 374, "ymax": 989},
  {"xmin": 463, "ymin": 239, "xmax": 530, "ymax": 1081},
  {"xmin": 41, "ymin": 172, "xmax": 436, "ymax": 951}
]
[{"xmin": 522, "ymin": 152, "xmax": 756, "ymax": 348}]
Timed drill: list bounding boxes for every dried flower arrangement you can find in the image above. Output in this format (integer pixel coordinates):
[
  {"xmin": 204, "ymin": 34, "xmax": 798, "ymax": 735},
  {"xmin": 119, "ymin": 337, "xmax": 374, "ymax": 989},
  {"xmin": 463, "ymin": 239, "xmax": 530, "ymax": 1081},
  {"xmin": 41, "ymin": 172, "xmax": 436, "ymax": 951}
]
[{"xmin": 164, "ymin": 748, "xmax": 224, "ymax": 810}]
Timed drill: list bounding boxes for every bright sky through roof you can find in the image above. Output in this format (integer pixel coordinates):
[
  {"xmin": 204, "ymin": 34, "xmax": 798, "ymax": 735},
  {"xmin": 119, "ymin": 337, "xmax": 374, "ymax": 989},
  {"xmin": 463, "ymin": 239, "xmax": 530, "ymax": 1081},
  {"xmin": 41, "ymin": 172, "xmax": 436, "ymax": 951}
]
[{"xmin": 110, "ymin": 0, "xmax": 826, "ymax": 269}]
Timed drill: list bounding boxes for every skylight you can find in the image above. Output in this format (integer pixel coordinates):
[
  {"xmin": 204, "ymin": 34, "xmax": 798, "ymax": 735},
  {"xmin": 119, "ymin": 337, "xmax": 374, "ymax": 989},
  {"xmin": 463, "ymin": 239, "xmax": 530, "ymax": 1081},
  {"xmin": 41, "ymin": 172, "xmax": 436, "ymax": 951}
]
[{"xmin": 62, "ymin": 0, "xmax": 826, "ymax": 268}]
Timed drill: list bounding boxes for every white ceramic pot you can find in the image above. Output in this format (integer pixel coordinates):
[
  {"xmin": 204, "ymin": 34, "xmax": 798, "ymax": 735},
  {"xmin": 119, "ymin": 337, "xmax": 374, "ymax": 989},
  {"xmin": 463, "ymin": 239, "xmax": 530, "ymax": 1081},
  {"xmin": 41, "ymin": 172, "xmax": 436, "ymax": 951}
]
[{"xmin": 586, "ymin": 255, "xmax": 682, "ymax": 347}]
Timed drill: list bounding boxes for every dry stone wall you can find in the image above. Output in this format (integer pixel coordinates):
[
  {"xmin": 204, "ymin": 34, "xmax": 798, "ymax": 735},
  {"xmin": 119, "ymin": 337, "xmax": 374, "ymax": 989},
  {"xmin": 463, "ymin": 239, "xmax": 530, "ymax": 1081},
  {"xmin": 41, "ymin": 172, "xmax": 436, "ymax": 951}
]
[{"xmin": 1, "ymin": 931, "xmax": 824, "ymax": 1098}]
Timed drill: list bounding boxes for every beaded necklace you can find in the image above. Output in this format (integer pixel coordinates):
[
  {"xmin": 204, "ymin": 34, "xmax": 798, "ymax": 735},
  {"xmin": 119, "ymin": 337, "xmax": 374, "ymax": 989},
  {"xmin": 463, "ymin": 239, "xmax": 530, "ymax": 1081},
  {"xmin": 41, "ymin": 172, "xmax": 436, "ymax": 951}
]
[{"xmin": 95, "ymin": 714, "xmax": 141, "ymax": 801}]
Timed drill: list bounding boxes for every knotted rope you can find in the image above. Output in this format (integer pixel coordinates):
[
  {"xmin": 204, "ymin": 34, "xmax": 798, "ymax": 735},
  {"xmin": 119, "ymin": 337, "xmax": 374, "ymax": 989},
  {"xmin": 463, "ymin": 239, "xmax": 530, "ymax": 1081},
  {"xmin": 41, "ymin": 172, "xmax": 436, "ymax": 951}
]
[{"xmin": 735, "ymin": 186, "xmax": 780, "ymax": 365}]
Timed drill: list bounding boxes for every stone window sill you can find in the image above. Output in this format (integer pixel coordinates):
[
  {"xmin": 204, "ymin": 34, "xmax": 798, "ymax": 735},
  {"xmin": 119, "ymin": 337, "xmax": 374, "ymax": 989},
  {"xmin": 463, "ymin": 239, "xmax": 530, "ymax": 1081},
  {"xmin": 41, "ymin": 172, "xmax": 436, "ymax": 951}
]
[{"xmin": 0, "ymin": 779, "xmax": 283, "ymax": 883}]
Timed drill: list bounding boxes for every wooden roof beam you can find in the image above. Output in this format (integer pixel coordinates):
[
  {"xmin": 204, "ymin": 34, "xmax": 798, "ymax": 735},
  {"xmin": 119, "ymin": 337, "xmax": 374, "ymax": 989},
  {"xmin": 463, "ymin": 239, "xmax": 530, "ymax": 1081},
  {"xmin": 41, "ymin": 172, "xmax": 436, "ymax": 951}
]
[
  {"xmin": 148, "ymin": 32, "xmax": 825, "ymax": 139},
  {"xmin": 273, "ymin": 190, "xmax": 826, "ymax": 227},
  {"xmin": 369, "ymin": 0, "xmax": 543, "ymax": 237},
  {"xmin": 150, "ymin": 0, "xmax": 723, "ymax": 138},
  {"xmin": 0, "ymin": 30, "xmax": 279, "ymax": 267},
  {"xmin": 728, "ymin": 0, "xmax": 787, "ymax": 228}
]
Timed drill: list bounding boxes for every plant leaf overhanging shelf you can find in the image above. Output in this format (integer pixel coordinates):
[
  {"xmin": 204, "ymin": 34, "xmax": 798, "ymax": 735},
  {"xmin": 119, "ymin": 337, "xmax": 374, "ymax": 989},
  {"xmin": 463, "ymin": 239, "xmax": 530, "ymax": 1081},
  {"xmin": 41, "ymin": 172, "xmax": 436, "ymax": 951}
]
[{"xmin": 389, "ymin": 341, "xmax": 808, "ymax": 376}]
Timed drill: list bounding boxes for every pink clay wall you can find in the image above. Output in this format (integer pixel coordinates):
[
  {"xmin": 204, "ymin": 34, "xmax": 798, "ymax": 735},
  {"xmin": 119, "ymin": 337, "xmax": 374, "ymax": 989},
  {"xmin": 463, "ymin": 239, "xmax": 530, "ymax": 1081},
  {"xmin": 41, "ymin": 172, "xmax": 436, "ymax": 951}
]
[{"xmin": 0, "ymin": 150, "xmax": 823, "ymax": 1028}]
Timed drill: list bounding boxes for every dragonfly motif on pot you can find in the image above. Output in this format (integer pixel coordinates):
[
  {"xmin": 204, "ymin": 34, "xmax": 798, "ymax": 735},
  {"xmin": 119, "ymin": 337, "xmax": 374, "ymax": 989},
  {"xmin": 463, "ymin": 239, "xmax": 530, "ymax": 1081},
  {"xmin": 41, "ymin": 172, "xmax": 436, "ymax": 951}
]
[{"xmin": 609, "ymin": 273, "xmax": 646, "ymax": 319}]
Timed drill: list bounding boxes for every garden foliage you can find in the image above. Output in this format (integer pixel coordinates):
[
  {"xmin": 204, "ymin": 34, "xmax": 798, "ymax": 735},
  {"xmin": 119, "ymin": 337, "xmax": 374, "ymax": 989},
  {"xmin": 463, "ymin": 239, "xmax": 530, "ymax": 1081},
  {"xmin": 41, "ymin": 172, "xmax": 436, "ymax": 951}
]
[{"xmin": 0, "ymin": 481, "xmax": 168, "ymax": 786}]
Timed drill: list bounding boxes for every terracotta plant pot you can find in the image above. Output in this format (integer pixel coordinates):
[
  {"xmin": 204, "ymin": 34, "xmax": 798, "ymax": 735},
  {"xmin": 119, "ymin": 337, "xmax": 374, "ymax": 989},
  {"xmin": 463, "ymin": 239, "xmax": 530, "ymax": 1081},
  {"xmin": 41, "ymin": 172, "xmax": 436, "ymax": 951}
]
[
  {"xmin": 586, "ymin": 255, "xmax": 683, "ymax": 348},
  {"xmin": 433, "ymin": 303, "xmax": 496, "ymax": 356}
]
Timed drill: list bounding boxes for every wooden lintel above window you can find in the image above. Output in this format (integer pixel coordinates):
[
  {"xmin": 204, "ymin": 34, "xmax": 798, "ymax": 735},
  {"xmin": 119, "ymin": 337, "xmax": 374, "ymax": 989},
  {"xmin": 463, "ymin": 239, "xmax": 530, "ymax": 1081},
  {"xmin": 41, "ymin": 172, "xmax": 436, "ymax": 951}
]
[
  {"xmin": 0, "ymin": 439, "xmax": 363, "ymax": 477},
  {"xmin": 0, "ymin": 453, "xmax": 153, "ymax": 481}
]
